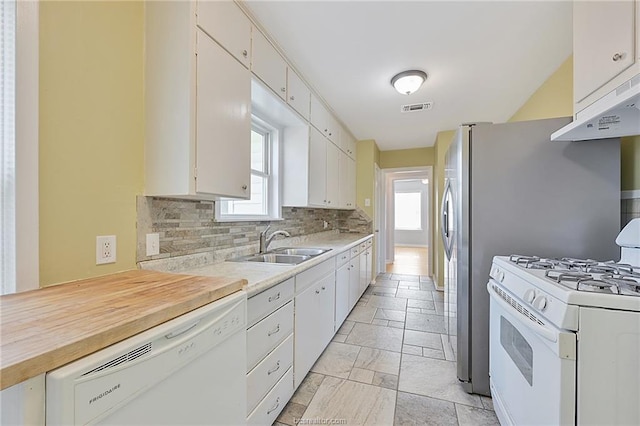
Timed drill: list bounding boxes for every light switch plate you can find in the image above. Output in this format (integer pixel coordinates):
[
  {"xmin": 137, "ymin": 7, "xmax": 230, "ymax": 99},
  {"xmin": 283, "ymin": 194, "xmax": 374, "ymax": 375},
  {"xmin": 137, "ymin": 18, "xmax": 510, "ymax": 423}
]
[
  {"xmin": 146, "ymin": 233, "xmax": 160, "ymax": 256},
  {"xmin": 364, "ymin": 198, "xmax": 371, "ymax": 207}
]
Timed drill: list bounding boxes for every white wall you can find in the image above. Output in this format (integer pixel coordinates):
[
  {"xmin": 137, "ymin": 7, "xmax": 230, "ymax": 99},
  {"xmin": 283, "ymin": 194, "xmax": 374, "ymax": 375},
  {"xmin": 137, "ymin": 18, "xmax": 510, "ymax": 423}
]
[{"xmin": 393, "ymin": 179, "xmax": 429, "ymax": 247}]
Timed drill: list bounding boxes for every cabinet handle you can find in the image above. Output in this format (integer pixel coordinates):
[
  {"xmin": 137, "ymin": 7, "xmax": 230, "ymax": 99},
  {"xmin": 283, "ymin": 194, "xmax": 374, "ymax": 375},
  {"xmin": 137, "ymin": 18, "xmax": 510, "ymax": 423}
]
[
  {"xmin": 242, "ymin": 49, "xmax": 248, "ymax": 58},
  {"xmin": 268, "ymin": 292, "xmax": 281, "ymax": 303},
  {"xmin": 322, "ymin": 286, "xmax": 326, "ymax": 291},
  {"xmin": 328, "ymin": 200, "xmax": 331, "ymax": 204},
  {"xmin": 280, "ymin": 87, "xmax": 286, "ymax": 93},
  {"xmin": 315, "ymin": 289, "xmax": 320, "ymax": 294},
  {"xmin": 267, "ymin": 323, "xmax": 280, "ymax": 336},
  {"xmin": 267, "ymin": 398, "xmax": 280, "ymax": 415},
  {"xmin": 612, "ymin": 52, "xmax": 624, "ymax": 62},
  {"xmin": 242, "ymin": 185, "xmax": 248, "ymax": 190},
  {"xmin": 290, "ymin": 95, "xmax": 295, "ymax": 101},
  {"xmin": 267, "ymin": 360, "xmax": 281, "ymax": 375}
]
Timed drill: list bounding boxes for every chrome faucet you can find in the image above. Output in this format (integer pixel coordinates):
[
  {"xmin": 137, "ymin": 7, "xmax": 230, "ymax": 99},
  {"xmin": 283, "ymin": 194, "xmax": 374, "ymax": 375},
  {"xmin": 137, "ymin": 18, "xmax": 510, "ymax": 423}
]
[{"xmin": 259, "ymin": 225, "xmax": 291, "ymax": 253}]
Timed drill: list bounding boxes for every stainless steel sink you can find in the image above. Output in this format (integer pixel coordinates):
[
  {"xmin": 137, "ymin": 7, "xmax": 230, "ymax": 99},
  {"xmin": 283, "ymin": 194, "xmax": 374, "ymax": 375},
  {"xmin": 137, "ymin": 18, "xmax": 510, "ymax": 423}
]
[
  {"xmin": 270, "ymin": 247, "xmax": 331, "ymax": 256},
  {"xmin": 229, "ymin": 247, "xmax": 331, "ymax": 265},
  {"xmin": 244, "ymin": 254, "xmax": 311, "ymax": 265}
]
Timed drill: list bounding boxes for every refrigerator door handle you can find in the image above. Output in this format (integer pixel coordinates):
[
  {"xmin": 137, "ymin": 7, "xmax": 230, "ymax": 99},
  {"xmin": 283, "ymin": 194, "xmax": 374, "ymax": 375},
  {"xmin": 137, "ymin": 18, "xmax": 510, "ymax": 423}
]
[{"xmin": 441, "ymin": 180, "xmax": 454, "ymax": 260}]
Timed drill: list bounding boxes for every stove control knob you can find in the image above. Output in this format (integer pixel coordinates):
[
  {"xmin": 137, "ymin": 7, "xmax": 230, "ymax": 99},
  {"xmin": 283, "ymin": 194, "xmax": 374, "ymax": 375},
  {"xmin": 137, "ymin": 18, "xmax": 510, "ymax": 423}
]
[
  {"xmin": 533, "ymin": 295, "xmax": 548, "ymax": 311},
  {"xmin": 524, "ymin": 289, "xmax": 536, "ymax": 304}
]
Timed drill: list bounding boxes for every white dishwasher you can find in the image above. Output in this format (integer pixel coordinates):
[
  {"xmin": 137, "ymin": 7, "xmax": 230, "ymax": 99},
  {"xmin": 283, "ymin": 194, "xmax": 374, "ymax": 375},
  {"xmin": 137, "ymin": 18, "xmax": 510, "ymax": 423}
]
[{"xmin": 46, "ymin": 291, "xmax": 247, "ymax": 425}]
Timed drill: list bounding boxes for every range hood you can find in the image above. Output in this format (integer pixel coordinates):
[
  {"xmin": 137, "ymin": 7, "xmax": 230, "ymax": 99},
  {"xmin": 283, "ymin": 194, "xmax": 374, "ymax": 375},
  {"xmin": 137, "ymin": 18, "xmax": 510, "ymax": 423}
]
[{"xmin": 551, "ymin": 73, "xmax": 640, "ymax": 141}]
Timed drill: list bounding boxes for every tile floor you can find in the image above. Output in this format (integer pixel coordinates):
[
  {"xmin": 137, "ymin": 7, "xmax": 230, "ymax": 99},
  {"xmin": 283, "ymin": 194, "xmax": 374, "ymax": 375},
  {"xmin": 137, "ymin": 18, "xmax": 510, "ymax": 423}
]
[{"xmin": 275, "ymin": 273, "xmax": 499, "ymax": 426}]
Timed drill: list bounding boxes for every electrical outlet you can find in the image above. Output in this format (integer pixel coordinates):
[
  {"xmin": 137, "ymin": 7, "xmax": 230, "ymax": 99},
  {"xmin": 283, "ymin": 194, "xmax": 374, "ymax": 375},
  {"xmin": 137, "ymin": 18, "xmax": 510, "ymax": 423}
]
[
  {"xmin": 96, "ymin": 235, "xmax": 117, "ymax": 265},
  {"xmin": 146, "ymin": 233, "xmax": 160, "ymax": 256},
  {"xmin": 323, "ymin": 221, "xmax": 328, "ymax": 229}
]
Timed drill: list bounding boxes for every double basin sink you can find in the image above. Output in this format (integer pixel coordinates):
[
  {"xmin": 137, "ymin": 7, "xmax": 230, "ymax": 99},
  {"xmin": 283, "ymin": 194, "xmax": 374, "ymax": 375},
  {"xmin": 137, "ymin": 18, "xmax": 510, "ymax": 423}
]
[{"xmin": 231, "ymin": 247, "xmax": 332, "ymax": 265}]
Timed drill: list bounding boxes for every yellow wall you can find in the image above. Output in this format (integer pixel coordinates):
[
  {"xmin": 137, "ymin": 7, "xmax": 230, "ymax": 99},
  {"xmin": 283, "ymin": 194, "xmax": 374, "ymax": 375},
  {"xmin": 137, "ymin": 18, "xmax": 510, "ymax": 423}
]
[
  {"xmin": 509, "ymin": 56, "xmax": 573, "ymax": 122},
  {"xmin": 508, "ymin": 54, "xmax": 639, "ymax": 191},
  {"xmin": 378, "ymin": 148, "xmax": 435, "ymax": 169},
  {"xmin": 356, "ymin": 139, "xmax": 380, "ymax": 220},
  {"xmin": 621, "ymin": 136, "xmax": 640, "ymax": 191},
  {"xmin": 39, "ymin": 1, "xmax": 144, "ymax": 286}
]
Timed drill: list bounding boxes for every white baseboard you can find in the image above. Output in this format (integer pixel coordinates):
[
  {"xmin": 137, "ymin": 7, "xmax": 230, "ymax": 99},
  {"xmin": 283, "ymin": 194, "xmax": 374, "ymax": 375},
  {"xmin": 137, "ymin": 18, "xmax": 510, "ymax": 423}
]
[
  {"xmin": 621, "ymin": 190, "xmax": 640, "ymax": 199},
  {"xmin": 394, "ymin": 244, "xmax": 429, "ymax": 248}
]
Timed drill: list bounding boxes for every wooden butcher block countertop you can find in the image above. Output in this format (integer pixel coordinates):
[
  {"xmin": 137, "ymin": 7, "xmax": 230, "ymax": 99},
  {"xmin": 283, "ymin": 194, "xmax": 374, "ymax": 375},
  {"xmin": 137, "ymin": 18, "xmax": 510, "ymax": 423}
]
[{"xmin": 0, "ymin": 270, "xmax": 246, "ymax": 390}]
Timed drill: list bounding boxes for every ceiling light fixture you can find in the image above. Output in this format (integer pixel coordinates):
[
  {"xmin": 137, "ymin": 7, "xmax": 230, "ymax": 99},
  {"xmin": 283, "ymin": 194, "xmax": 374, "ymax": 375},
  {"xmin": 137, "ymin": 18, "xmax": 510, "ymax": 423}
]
[{"xmin": 391, "ymin": 70, "xmax": 428, "ymax": 95}]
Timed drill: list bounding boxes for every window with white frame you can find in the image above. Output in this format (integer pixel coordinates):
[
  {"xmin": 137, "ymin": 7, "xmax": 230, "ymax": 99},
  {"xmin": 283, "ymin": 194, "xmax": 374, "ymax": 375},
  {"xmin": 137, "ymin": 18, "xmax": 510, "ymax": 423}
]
[
  {"xmin": 394, "ymin": 191, "xmax": 422, "ymax": 230},
  {"xmin": 217, "ymin": 117, "xmax": 280, "ymax": 220}
]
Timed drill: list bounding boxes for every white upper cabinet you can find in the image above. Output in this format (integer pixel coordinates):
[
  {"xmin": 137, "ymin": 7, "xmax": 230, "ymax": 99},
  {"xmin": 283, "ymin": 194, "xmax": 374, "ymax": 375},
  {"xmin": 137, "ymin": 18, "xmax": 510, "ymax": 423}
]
[
  {"xmin": 308, "ymin": 127, "xmax": 328, "ymax": 207},
  {"xmin": 339, "ymin": 127, "xmax": 357, "ymax": 159},
  {"xmin": 326, "ymin": 141, "xmax": 341, "ymax": 207},
  {"xmin": 310, "ymin": 94, "xmax": 327, "ymax": 133},
  {"xmin": 252, "ymin": 30, "xmax": 287, "ymax": 100},
  {"xmin": 196, "ymin": 0, "xmax": 251, "ymax": 68},
  {"xmin": 573, "ymin": 0, "xmax": 640, "ymax": 112},
  {"xmin": 286, "ymin": 69, "xmax": 311, "ymax": 120},
  {"xmin": 339, "ymin": 154, "xmax": 356, "ymax": 209},
  {"xmin": 144, "ymin": 1, "xmax": 251, "ymax": 199},
  {"xmin": 195, "ymin": 29, "xmax": 251, "ymax": 197}
]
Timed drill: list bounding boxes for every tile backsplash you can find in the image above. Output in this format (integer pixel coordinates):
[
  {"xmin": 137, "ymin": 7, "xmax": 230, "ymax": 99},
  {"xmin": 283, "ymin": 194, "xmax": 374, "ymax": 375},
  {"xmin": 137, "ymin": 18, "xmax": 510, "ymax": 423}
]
[{"xmin": 136, "ymin": 196, "xmax": 372, "ymax": 265}]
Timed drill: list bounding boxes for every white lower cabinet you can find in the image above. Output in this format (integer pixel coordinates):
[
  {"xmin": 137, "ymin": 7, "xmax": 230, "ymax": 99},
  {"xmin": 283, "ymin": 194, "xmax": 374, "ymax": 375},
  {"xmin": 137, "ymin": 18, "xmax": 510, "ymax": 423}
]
[
  {"xmin": 247, "ymin": 367, "xmax": 294, "ymax": 426},
  {"xmin": 246, "ymin": 280, "xmax": 294, "ymax": 423},
  {"xmin": 335, "ymin": 258, "xmax": 350, "ymax": 331},
  {"xmin": 348, "ymin": 249, "xmax": 361, "ymax": 311},
  {"xmin": 294, "ymin": 272, "xmax": 336, "ymax": 388}
]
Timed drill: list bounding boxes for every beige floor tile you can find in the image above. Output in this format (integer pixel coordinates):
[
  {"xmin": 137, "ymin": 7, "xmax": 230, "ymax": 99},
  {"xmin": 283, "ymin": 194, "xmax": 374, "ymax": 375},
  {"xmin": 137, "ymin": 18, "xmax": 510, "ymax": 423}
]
[
  {"xmin": 346, "ymin": 305, "xmax": 377, "ymax": 323},
  {"xmin": 345, "ymin": 322, "xmax": 404, "ymax": 352},
  {"xmin": 481, "ymin": 396, "xmax": 495, "ymax": 411},
  {"xmin": 422, "ymin": 347, "xmax": 445, "ymax": 360},
  {"xmin": 332, "ymin": 334, "xmax": 347, "ymax": 343},
  {"xmin": 372, "ymin": 371, "xmax": 398, "ymax": 390},
  {"xmin": 455, "ymin": 404, "xmax": 500, "ymax": 426},
  {"xmin": 310, "ymin": 342, "xmax": 361, "ymax": 379},
  {"xmin": 441, "ymin": 334, "xmax": 456, "ymax": 362},
  {"xmin": 396, "ymin": 289, "xmax": 434, "ymax": 301},
  {"xmin": 404, "ymin": 329, "xmax": 443, "ymax": 350},
  {"xmin": 394, "ymin": 392, "xmax": 458, "ymax": 426},
  {"xmin": 375, "ymin": 308, "xmax": 406, "ymax": 322},
  {"xmin": 372, "ymin": 280, "xmax": 399, "ymax": 288},
  {"xmin": 366, "ymin": 294, "xmax": 408, "ymax": 311},
  {"xmin": 402, "ymin": 344, "xmax": 422, "ymax": 355},
  {"xmin": 276, "ymin": 401, "xmax": 307, "ymax": 426},
  {"xmin": 290, "ymin": 372, "xmax": 325, "ymax": 406},
  {"xmin": 371, "ymin": 319, "xmax": 389, "ymax": 326},
  {"xmin": 348, "ymin": 367, "xmax": 375, "ymax": 384},
  {"xmin": 337, "ymin": 320, "xmax": 355, "ymax": 335},
  {"xmin": 353, "ymin": 346, "xmax": 401, "ymax": 375},
  {"xmin": 405, "ymin": 312, "xmax": 446, "ymax": 334},
  {"xmin": 399, "ymin": 354, "xmax": 483, "ymax": 408},
  {"xmin": 301, "ymin": 376, "xmax": 396, "ymax": 425},
  {"xmin": 407, "ymin": 298, "xmax": 436, "ymax": 310},
  {"xmin": 388, "ymin": 320, "xmax": 405, "ymax": 329}
]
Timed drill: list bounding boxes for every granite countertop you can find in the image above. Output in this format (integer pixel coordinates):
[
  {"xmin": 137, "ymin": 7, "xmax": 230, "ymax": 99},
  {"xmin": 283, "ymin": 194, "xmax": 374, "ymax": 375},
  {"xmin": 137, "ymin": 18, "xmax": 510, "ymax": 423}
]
[{"xmin": 182, "ymin": 232, "xmax": 374, "ymax": 297}]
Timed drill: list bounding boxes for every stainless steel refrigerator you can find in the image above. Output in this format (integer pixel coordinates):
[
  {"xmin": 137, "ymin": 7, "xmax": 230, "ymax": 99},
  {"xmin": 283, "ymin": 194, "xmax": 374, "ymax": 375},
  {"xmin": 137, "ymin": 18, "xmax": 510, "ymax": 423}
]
[{"xmin": 440, "ymin": 118, "xmax": 620, "ymax": 396}]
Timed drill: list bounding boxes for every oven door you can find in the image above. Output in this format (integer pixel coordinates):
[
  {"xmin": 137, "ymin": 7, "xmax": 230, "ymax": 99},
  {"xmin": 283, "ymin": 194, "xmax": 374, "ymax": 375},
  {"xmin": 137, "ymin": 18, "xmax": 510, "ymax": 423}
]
[{"xmin": 487, "ymin": 280, "xmax": 576, "ymax": 426}]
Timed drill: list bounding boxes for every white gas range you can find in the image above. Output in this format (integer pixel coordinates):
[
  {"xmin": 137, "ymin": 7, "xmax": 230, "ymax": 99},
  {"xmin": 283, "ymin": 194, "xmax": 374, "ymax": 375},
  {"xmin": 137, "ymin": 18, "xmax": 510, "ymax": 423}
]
[{"xmin": 487, "ymin": 219, "xmax": 640, "ymax": 426}]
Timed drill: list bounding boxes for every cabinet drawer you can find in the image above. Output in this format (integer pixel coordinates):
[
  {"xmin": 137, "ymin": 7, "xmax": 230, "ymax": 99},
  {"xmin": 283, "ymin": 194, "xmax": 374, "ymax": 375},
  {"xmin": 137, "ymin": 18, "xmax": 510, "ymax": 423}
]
[
  {"xmin": 295, "ymin": 258, "xmax": 335, "ymax": 293},
  {"xmin": 336, "ymin": 250, "xmax": 350, "ymax": 268},
  {"xmin": 247, "ymin": 367, "xmax": 293, "ymax": 426},
  {"xmin": 247, "ymin": 334, "xmax": 293, "ymax": 414},
  {"xmin": 350, "ymin": 245, "xmax": 361, "ymax": 257},
  {"xmin": 248, "ymin": 278, "xmax": 294, "ymax": 327},
  {"xmin": 247, "ymin": 301, "xmax": 294, "ymax": 371}
]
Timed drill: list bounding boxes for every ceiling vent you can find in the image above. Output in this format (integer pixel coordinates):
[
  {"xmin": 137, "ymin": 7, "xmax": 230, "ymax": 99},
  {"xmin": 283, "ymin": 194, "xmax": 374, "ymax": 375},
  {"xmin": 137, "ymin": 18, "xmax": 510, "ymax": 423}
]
[{"xmin": 401, "ymin": 102, "xmax": 433, "ymax": 113}]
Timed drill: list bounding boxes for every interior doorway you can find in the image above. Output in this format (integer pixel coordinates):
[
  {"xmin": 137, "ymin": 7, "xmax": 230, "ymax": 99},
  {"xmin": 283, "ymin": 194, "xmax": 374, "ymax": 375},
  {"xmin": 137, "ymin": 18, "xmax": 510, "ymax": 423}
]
[{"xmin": 381, "ymin": 167, "xmax": 433, "ymax": 277}]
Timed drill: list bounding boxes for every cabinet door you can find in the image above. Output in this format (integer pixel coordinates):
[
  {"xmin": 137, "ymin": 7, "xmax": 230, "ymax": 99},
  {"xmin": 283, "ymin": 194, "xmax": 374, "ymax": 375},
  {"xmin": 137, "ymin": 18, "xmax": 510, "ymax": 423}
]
[
  {"xmin": 196, "ymin": 29, "xmax": 251, "ymax": 198},
  {"xmin": 574, "ymin": 1, "xmax": 636, "ymax": 103},
  {"xmin": 294, "ymin": 274, "xmax": 334, "ymax": 388},
  {"xmin": 335, "ymin": 263, "xmax": 350, "ymax": 331},
  {"xmin": 287, "ymin": 69, "xmax": 310, "ymax": 119},
  {"xmin": 348, "ymin": 255, "xmax": 361, "ymax": 310},
  {"xmin": 310, "ymin": 94, "xmax": 327, "ymax": 134},
  {"xmin": 196, "ymin": 0, "xmax": 251, "ymax": 68},
  {"xmin": 347, "ymin": 135, "xmax": 357, "ymax": 160},
  {"xmin": 326, "ymin": 142, "xmax": 341, "ymax": 208},
  {"xmin": 359, "ymin": 250, "xmax": 371, "ymax": 298},
  {"xmin": 325, "ymin": 114, "xmax": 338, "ymax": 144},
  {"xmin": 252, "ymin": 30, "xmax": 287, "ymax": 100},
  {"xmin": 308, "ymin": 128, "xmax": 327, "ymax": 207},
  {"xmin": 339, "ymin": 154, "xmax": 356, "ymax": 209}
]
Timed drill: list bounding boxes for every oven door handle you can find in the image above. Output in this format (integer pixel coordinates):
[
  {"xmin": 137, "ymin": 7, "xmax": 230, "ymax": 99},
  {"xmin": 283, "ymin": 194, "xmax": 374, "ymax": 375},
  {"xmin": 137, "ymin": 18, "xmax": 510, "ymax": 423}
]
[{"xmin": 487, "ymin": 281, "xmax": 558, "ymax": 343}]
